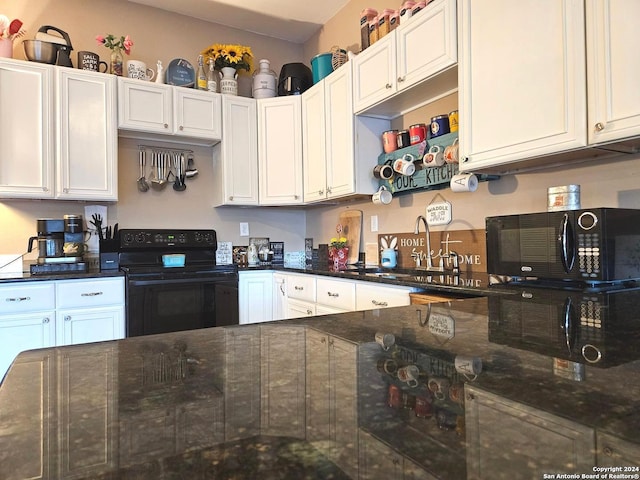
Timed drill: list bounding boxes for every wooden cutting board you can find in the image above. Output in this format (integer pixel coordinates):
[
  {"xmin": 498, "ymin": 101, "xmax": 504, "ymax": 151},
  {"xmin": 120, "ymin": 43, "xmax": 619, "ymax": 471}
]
[{"xmin": 337, "ymin": 210, "xmax": 363, "ymax": 265}]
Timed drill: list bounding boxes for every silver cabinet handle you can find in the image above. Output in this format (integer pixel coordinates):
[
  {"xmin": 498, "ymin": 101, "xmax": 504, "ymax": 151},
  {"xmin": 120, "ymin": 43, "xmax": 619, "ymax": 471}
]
[
  {"xmin": 81, "ymin": 291, "xmax": 103, "ymax": 297},
  {"xmin": 595, "ymin": 122, "xmax": 605, "ymax": 131},
  {"xmin": 164, "ymin": 123, "xmax": 169, "ymax": 129},
  {"xmin": 229, "ymin": 196, "xmax": 234, "ymax": 200},
  {"xmin": 294, "ymin": 286, "xmax": 304, "ymax": 291},
  {"xmin": 397, "ymin": 76, "xmax": 405, "ymax": 82},
  {"xmin": 6, "ymin": 296, "xmax": 31, "ymax": 302},
  {"xmin": 385, "ymin": 83, "xmax": 392, "ymax": 89},
  {"xmin": 372, "ymin": 299, "xmax": 388, "ymax": 307},
  {"xmin": 327, "ymin": 292, "xmax": 339, "ymax": 297}
]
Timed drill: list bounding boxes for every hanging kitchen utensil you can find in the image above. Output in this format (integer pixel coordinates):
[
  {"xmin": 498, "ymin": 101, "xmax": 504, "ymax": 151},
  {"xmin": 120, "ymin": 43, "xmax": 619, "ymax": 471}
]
[
  {"xmin": 173, "ymin": 152, "xmax": 186, "ymax": 191},
  {"xmin": 185, "ymin": 153, "xmax": 198, "ymax": 178},
  {"xmin": 137, "ymin": 148, "xmax": 149, "ymax": 192}
]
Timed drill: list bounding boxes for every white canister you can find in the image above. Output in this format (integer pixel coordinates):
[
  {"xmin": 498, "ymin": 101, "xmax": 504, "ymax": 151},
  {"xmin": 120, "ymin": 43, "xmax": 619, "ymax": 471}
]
[
  {"xmin": 252, "ymin": 59, "xmax": 277, "ymax": 99},
  {"xmin": 548, "ymin": 185, "xmax": 580, "ymax": 211}
]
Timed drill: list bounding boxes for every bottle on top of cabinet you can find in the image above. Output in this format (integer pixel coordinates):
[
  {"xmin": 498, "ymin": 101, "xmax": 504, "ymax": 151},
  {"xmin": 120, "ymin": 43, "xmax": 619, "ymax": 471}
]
[
  {"xmin": 360, "ymin": 8, "xmax": 378, "ymax": 51},
  {"xmin": 196, "ymin": 54, "xmax": 207, "ymax": 90}
]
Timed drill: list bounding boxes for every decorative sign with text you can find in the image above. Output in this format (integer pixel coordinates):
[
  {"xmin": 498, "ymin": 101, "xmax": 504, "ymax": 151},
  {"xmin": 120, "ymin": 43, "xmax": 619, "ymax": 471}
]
[
  {"xmin": 426, "ymin": 201, "xmax": 452, "ymax": 226},
  {"xmin": 378, "ymin": 229, "xmax": 487, "ymax": 272}
]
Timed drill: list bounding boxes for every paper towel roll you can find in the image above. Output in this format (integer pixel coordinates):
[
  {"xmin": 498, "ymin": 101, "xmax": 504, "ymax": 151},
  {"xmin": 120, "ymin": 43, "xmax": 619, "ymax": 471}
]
[{"xmin": 450, "ymin": 173, "xmax": 478, "ymax": 193}]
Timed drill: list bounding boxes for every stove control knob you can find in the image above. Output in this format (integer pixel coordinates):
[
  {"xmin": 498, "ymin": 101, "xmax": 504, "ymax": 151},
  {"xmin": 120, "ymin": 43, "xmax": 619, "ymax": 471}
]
[
  {"xmin": 178, "ymin": 234, "xmax": 187, "ymax": 244},
  {"xmin": 123, "ymin": 233, "xmax": 134, "ymax": 245},
  {"xmin": 136, "ymin": 232, "xmax": 146, "ymax": 243},
  {"xmin": 204, "ymin": 233, "xmax": 214, "ymax": 244},
  {"xmin": 194, "ymin": 232, "xmax": 203, "ymax": 243}
]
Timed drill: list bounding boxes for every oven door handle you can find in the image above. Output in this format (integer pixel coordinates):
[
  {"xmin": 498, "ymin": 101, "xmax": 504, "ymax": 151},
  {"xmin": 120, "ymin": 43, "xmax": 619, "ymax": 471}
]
[
  {"xmin": 127, "ymin": 274, "xmax": 237, "ymax": 287},
  {"xmin": 558, "ymin": 213, "xmax": 576, "ymax": 273}
]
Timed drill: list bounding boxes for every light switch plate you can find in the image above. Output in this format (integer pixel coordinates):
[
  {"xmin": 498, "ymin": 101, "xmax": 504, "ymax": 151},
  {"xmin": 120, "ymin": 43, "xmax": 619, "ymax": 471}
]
[
  {"xmin": 371, "ymin": 215, "xmax": 379, "ymax": 232},
  {"xmin": 239, "ymin": 222, "xmax": 249, "ymax": 237}
]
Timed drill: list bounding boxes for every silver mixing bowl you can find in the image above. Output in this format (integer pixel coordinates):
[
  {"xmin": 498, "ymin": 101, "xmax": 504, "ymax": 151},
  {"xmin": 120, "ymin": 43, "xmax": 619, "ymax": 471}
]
[{"xmin": 23, "ymin": 40, "xmax": 58, "ymax": 64}]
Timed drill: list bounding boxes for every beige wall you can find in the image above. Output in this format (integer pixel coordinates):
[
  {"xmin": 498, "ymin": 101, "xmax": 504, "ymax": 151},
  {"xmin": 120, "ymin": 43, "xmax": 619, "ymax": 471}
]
[{"xmin": 0, "ymin": 0, "xmax": 306, "ymax": 259}]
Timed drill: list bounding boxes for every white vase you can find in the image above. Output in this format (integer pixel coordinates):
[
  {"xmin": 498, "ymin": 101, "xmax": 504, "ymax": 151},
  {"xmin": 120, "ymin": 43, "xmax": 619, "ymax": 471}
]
[
  {"xmin": 220, "ymin": 66, "xmax": 238, "ymax": 95},
  {"xmin": 0, "ymin": 39, "xmax": 13, "ymax": 58}
]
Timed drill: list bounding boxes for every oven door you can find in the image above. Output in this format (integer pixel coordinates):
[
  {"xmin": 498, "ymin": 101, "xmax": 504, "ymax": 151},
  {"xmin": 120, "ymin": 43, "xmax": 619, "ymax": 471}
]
[{"xmin": 125, "ymin": 272, "xmax": 239, "ymax": 337}]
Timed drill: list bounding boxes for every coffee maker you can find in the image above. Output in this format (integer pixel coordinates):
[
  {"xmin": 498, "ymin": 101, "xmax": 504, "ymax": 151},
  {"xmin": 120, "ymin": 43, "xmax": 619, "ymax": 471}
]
[{"xmin": 28, "ymin": 216, "xmax": 88, "ymax": 274}]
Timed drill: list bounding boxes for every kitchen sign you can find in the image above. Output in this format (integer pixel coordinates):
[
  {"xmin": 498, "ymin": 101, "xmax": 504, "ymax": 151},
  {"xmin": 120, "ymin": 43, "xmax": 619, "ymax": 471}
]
[{"xmin": 426, "ymin": 201, "xmax": 452, "ymax": 226}]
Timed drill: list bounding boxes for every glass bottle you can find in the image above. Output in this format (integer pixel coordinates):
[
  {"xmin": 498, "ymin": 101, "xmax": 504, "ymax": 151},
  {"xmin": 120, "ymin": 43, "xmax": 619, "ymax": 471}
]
[
  {"xmin": 196, "ymin": 54, "xmax": 207, "ymax": 90},
  {"xmin": 206, "ymin": 58, "xmax": 217, "ymax": 93},
  {"xmin": 110, "ymin": 47, "xmax": 123, "ymax": 76}
]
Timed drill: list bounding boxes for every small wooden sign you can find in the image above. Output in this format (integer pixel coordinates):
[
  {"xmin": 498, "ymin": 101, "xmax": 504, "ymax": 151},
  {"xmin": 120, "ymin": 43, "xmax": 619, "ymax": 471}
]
[{"xmin": 426, "ymin": 201, "xmax": 452, "ymax": 226}]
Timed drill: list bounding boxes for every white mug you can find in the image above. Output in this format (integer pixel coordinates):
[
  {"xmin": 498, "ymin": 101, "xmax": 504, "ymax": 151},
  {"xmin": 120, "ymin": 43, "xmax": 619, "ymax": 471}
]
[
  {"xmin": 393, "ymin": 153, "xmax": 416, "ymax": 176},
  {"xmin": 397, "ymin": 365, "xmax": 420, "ymax": 388},
  {"xmin": 454, "ymin": 354, "xmax": 482, "ymax": 381},
  {"xmin": 424, "ymin": 145, "xmax": 445, "ymax": 167},
  {"xmin": 372, "ymin": 185, "xmax": 392, "ymax": 205},
  {"xmin": 375, "ymin": 332, "xmax": 396, "ymax": 350},
  {"xmin": 127, "ymin": 60, "xmax": 155, "ymax": 81}
]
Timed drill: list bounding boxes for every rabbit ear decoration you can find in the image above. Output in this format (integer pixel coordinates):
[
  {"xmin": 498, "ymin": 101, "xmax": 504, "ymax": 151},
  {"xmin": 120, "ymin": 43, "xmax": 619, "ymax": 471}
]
[
  {"xmin": 389, "ymin": 237, "xmax": 397, "ymax": 250},
  {"xmin": 381, "ymin": 237, "xmax": 388, "ymax": 249}
]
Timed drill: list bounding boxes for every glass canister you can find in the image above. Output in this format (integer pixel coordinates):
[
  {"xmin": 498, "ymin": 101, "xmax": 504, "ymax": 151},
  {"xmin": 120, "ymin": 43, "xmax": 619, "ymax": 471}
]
[
  {"xmin": 360, "ymin": 8, "xmax": 378, "ymax": 51},
  {"xmin": 252, "ymin": 59, "xmax": 277, "ymax": 99},
  {"xmin": 377, "ymin": 9, "xmax": 395, "ymax": 39}
]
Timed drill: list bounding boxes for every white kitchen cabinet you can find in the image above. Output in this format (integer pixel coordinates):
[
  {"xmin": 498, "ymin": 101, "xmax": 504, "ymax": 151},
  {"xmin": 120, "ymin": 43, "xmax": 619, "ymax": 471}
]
[
  {"xmin": 287, "ymin": 298, "xmax": 316, "ymax": 319},
  {"xmin": 118, "ymin": 78, "xmax": 222, "ymax": 144},
  {"xmin": 0, "ymin": 59, "xmax": 117, "ymax": 201},
  {"xmin": 260, "ymin": 325, "xmax": 306, "ymax": 438},
  {"xmin": 302, "ymin": 64, "xmax": 387, "ymax": 203},
  {"xmin": 0, "ymin": 59, "xmax": 54, "ymax": 198},
  {"xmin": 272, "ymin": 273, "xmax": 287, "ymax": 321},
  {"xmin": 55, "ymin": 277, "xmax": 125, "ymax": 346},
  {"xmin": 0, "ymin": 281, "xmax": 56, "ymax": 380},
  {"xmin": 465, "ymin": 384, "xmax": 595, "ymax": 478},
  {"xmin": 353, "ymin": 0, "xmax": 458, "ymax": 117},
  {"xmin": 355, "ymin": 281, "xmax": 413, "ymax": 311},
  {"xmin": 56, "ymin": 68, "xmax": 118, "ymax": 201},
  {"xmin": 316, "ymin": 277, "xmax": 356, "ymax": 312},
  {"xmin": 213, "ymin": 95, "xmax": 259, "ymax": 206},
  {"xmin": 586, "ymin": 0, "xmax": 640, "ymax": 150},
  {"xmin": 238, "ymin": 270, "xmax": 274, "ymax": 324},
  {"xmin": 306, "ymin": 329, "xmax": 359, "ymax": 479},
  {"xmin": 257, "ymin": 96, "xmax": 303, "ymax": 205}
]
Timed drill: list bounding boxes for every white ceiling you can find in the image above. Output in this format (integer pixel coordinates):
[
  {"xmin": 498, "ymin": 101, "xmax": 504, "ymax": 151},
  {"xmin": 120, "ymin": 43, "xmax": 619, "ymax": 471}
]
[{"xmin": 128, "ymin": 0, "xmax": 350, "ymax": 44}]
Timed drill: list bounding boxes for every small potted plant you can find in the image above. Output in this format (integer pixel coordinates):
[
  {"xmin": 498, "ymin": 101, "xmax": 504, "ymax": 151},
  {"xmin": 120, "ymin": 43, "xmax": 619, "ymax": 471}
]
[
  {"xmin": 329, "ymin": 236, "xmax": 349, "ymax": 270},
  {"xmin": 96, "ymin": 33, "xmax": 133, "ymax": 76}
]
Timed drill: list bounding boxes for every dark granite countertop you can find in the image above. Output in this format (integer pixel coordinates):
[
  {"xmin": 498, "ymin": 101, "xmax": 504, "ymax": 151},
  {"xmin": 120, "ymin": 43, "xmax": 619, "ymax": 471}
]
[
  {"xmin": 0, "ymin": 269, "xmax": 124, "ymax": 283},
  {"xmin": 2, "ymin": 294, "xmax": 639, "ymax": 479}
]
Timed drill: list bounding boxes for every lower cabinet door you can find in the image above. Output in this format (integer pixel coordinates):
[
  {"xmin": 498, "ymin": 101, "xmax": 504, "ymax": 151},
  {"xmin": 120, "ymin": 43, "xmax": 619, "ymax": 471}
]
[{"xmin": 56, "ymin": 306, "xmax": 125, "ymax": 346}]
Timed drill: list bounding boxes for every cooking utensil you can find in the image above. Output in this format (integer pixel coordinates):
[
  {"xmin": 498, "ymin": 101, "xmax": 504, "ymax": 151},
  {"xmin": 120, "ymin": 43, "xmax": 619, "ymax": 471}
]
[
  {"xmin": 173, "ymin": 152, "xmax": 186, "ymax": 191},
  {"xmin": 151, "ymin": 151, "xmax": 166, "ymax": 190},
  {"xmin": 90, "ymin": 214, "xmax": 104, "ymax": 241},
  {"xmin": 137, "ymin": 149, "xmax": 149, "ymax": 192},
  {"xmin": 185, "ymin": 153, "xmax": 198, "ymax": 178}
]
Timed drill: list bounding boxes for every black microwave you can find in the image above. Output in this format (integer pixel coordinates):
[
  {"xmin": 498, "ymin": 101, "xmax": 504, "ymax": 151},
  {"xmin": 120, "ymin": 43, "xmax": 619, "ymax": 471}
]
[{"xmin": 486, "ymin": 208, "xmax": 640, "ymax": 283}]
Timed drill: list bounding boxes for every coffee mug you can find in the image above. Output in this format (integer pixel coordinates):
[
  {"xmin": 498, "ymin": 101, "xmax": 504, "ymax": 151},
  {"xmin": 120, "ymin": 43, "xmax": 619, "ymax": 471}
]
[
  {"xmin": 444, "ymin": 138, "xmax": 459, "ymax": 164},
  {"xmin": 377, "ymin": 358, "xmax": 398, "ymax": 374},
  {"xmin": 373, "ymin": 164, "xmax": 394, "ymax": 180},
  {"xmin": 375, "ymin": 332, "xmax": 395, "ymax": 350},
  {"xmin": 397, "ymin": 365, "xmax": 420, "ymax": 388},
  {"xmin": 428, "ymin": 376, "xmax": 450, "ymax": 400},
  {"xmin": 424, "ymin": 145, "xmax": 445, "ymax": 167},
  {"xmin": 393, "ymin": 153, "xmax": 416, "ymax": 176},
  {"xmin": 77, "ymin": 51, "xmax": 108, "ymax": 73},
  {"xmin": 372, "ymin": 186, "xmax": 392, "ymax": 205},
  {"xmin": 414, "ymin": 394, "xmax": 433, "ymax": 418},
  {"xmin": 454, "ymin": 354, "xmax": 482, "ymax": 380},
  {"xmin": 409, "ymin": 123, "xmax": 427, "ymax": 145},
  {"xmin": 127, "ymin": 60, "xmax": 156, "ymax": 81}
]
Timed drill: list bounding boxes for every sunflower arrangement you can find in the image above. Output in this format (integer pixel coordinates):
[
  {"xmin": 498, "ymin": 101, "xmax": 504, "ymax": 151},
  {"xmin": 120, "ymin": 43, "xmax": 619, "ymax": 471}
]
[{"xmin": 201, "ymin": 43, "xmax": 253, "ymax": 73}]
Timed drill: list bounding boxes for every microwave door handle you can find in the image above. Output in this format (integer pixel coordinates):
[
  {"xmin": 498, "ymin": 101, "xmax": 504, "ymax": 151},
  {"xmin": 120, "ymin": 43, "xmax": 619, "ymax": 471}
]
[
  {"xmin": 562, "ymin": 297, "xmax": 576, "ymax": 355},
  {"xmin": 559, "ymin": 213, "xmax": 576, "ymax": 273}
]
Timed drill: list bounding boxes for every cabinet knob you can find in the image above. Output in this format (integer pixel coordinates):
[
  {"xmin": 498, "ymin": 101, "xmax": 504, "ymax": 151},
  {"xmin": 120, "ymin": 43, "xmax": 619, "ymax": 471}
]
[
  {"xmin": 329, "ymin": 338, "xmax": 334, "ymax": 347},
  {"xmin": 326, "ymin": 187, "xmax": 332, "ymax": 194},
  {"xmin": 306, "ymin": 309, "xmax": 313, "ymax": 315},
  {"xmin": 466, "ymin": 393, "xmax": 475, "ymax": 401},
  {"xmin": 294, "ymin": 195, "xmax": 299, "ymax": 200},
  {"xmin": 397, "ymin": 76, "xmax": 405, "ymax": 83},
  {"xmin": 321, "ymin": 337, "xmax": 326, "ymax": 344},
  {"xmin": 229, "ymin": 196, "xmax": 234, "ymax": 200},
  {"xmin": 461, "ymin": 156, "xmax": 469, "ymax": 163},
  {"xmin": 63, "ymin": 188, "xmax": 69, "ymax": 193},
  {"xmin": 595, "ymin": 122, "xmax": 605, "ymax": 131},
  {"xmin": 318, "ymin": 190, "xmax": 324, "ymax": 195},
  {"xmin": 179, "ymin": 125, "xmax": 184, "ymax": 131},
  {"xmin": 64, "ymin": 315, "xmax": 71, "ymax": 322},
  {"xmin": 372, "ymin": 300, "xmax": 388, "ymax": 307},
  {"xmin": 392, "ymin": 458, "xmax": 400, "ymax": 465},
  {"xmin": 603, "ymin": 446, "xmax": 613, "ymax": 457},
  {"xmin": 164, "ymin": 123, "xmax": 169, "ymax": 129},
  {"xmin": 42, "ymin": 187, "xmax": 49, "ymax": 192},
  {"xmin": 43, "ymin": 317, "xmax": 50, "ymax": 324},
  {"xmin": 385, "ymin": 83, "xmax": 392, "ymax": 89}
]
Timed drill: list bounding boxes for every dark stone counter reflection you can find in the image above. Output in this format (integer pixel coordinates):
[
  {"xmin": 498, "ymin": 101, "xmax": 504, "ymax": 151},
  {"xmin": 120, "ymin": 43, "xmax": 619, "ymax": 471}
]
[{"xmin": 1, "ymin": 296, "xmax": 639, "ymax": 479}]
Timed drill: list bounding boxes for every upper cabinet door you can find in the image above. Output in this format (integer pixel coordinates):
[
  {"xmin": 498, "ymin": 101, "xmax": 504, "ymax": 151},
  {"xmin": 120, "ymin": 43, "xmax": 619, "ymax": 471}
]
[
  {"xmin": 586, "ymin": 0, "xmax": 640, "ymax": 146},
  {"xmin": 118, "ymin": 78, "xmax": 173, "ymax": 134},
  {"xmin": 458, "ymin": 0, "xmax": 587, "ymax": 172},
  {"xmin": 257, "ymin": 96, "xmax": 303, "ymax": 205},
  {"xmin": 353, "ymin": 33, "xmax": 397, "ymax": 113},
  {"xmin": 56, "ymin": 69, "xmax": 118, "ymax": 201},
  {"xmin": 174, "ymin": 89, "xmax": 222, "ymax": 141},
  {"xmin": 396, "ymin": 0, "xmax": 457, "ymax": 92},
  {"xmin": 0, "ymin": 59, "xmax": 54, "ymax": 199},
  {"xmin": 302, "ymin": 81, "xmax": 327, "ymax": 203}
]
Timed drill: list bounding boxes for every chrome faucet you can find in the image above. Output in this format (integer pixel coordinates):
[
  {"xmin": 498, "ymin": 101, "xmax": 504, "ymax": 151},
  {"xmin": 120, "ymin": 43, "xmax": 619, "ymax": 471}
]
[{"xmin": 414, "ymin": 215, "xmax": 440, "ymax": 272}]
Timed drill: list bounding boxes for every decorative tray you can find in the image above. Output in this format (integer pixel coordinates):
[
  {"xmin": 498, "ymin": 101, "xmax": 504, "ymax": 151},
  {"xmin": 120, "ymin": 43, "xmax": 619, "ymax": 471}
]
[{"xmin": 166, "ymin": 58, "xmax": 195, "ymax": 88}]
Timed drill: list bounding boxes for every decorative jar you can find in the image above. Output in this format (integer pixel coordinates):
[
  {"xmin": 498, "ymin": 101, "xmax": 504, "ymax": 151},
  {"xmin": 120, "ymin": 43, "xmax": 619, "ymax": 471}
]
[
  {"xmin": 329, "ymin": 247, "xmax": 349, "ymax": 270},
  {"xmin": 220, "ymin": 66, "xmax": 238, "ymax": 95}
]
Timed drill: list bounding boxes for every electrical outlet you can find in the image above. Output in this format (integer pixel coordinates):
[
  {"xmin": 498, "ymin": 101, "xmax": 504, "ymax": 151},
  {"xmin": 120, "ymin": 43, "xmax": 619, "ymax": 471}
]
[
  {"xmin": 239, "ymin": 222, "xmax": 249, "ymax": 237},
  {"xmin": 371, "ymin": 215, "xmax": 379, "ymax": 232}
]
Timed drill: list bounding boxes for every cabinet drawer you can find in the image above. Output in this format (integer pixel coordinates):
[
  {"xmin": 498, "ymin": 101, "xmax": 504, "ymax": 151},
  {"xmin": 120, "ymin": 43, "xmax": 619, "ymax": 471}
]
[
  {"xmin": 286, "ymin": 274, "xmax": 316, "ymax": 302},
  {"xmin": 56, "ymin": 277, "xmax": 125, "ymax": 309},
  {"xmin": 356, "ymin": 282, "xmax": 412, "ymax": 310},
  {"xmin": 0, "ymin": 282, "xmax": 55, "ymax": 314},
  {"xmin": 316, "ymin": 278, "xmax": 356, "ymax": 311}
]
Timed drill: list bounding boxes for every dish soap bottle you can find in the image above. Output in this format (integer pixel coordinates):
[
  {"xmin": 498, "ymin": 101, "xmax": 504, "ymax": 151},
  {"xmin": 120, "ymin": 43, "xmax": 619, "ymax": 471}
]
[
  {"xmin": 196, "ymin": 54, "xmax": 207, "ymax": 90},
  {"xmin": 206, "ymin": 58, "xmax": 217, "ymax": 92},
  {"xmin": 247, "ymin": 242, "xmax": 259, "ymax": 266},
  {"xmin": 252, "ymin": 59, "xmax": 277, "ymax": 99}
]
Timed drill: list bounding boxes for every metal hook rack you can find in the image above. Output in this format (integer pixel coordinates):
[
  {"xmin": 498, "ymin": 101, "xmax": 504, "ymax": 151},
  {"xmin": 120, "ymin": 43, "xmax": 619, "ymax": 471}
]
[{"xmin": 136, "ymin": 145, "xmax": 198, "ymax": 194}]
